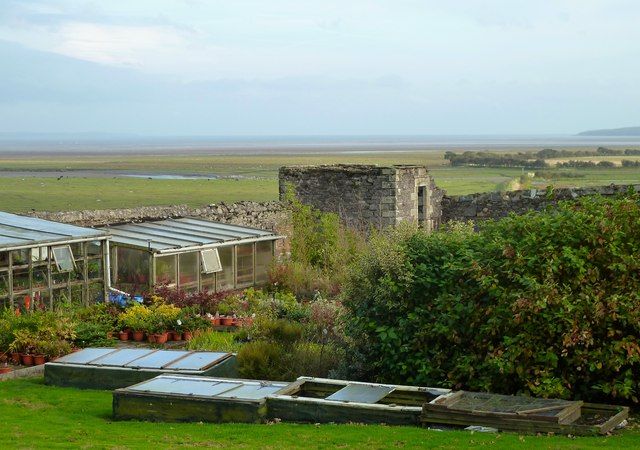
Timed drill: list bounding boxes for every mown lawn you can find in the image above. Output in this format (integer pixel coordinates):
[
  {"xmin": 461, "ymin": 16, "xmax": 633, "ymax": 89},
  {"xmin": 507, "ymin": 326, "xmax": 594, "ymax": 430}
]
[{"xmin": 0, "ymin": 377, "xmax": 636, "ymax": 449}]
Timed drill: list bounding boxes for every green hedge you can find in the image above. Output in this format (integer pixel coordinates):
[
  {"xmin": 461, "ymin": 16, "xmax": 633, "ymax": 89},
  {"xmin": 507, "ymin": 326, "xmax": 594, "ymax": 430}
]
[{"xmin": 343, "ymin": 195, "xmax": 640, "ymax": 403}]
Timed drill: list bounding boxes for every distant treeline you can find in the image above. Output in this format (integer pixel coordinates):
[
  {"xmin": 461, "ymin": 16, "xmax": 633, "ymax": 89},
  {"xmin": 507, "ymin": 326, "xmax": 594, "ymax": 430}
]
[{"xmin": 445, "ymin": 147, "xmax": 640, "ymax": 168}]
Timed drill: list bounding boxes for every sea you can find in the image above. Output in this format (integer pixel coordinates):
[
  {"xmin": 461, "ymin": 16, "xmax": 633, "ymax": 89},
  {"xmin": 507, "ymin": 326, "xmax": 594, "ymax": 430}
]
[{"xmin": 0, "ymin": 135, "xmax": 640, "ymax": 156}]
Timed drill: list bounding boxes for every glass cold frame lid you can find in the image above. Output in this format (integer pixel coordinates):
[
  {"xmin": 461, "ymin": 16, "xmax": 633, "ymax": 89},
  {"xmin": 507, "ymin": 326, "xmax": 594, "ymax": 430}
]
[
  {"xmin": 54, "ymin": 348, "xmax": 117, "ymax": 365},
  {"xmin": 90, "ymin": 348, "xmax": 155, "ymax": 366},
  {"xmin": 124, "ymin": 350, "xmax": 189, "ymax": 369},
  {"xmin": 325, "ymin": 383, "xmax": 396, "ymax": 404},
  {"xmin": 163, "ymin": 352, "xmax": 230, "ymax": 370},
  {"xmin": 126, "ymin": 375, "xmax": 288, "ymax": 400},
  {"xmin": 50, "ymin": 348, "xmax": 233, "ymax": 371}
]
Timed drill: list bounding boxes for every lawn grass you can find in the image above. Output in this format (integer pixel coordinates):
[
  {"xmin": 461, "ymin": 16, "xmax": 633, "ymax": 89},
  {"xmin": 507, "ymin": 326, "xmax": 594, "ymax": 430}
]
[{"xmin": 0, "ymin": 377, "xmax": 636, "ymax": 449}]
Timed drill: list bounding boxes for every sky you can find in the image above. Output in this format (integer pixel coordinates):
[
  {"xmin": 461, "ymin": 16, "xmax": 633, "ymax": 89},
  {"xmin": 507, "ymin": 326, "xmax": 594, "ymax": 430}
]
[{"xmin": 0, "ymin": 0, "xmax": 639, "ymax": 136}]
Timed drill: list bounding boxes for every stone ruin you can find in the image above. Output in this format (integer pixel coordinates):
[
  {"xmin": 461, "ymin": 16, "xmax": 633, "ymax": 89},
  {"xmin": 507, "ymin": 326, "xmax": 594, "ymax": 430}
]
[{"xmin": 279, "ymin": 164, "xmax": 444, "ymax": 231}]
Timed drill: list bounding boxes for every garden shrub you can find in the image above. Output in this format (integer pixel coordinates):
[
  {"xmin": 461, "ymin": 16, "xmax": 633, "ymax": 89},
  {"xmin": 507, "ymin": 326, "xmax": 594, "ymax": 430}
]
[
  {"xmin": 237, "ymin": 341, "xmax": 286, "ymax": 380},
  {"xmin": 187, "ymin": 330, "xmax": 244, "ymax": 353},
  {"xmin": 343, "ymin": 196, "xmax": 640, "ymax": 403},
  {"xmin": 273, "ymin": 188, "xmax": 365, "ymax": 299},
  {"xmin": 236, "ymin": 318, "xmax": 343, "ymax": 381}
]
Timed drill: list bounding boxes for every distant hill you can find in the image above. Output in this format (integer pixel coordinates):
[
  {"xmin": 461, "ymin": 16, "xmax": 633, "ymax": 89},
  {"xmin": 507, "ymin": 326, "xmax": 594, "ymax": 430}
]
[{"xmin": 578, "ymin": 126, "xmax": 640, "ymax": 136}]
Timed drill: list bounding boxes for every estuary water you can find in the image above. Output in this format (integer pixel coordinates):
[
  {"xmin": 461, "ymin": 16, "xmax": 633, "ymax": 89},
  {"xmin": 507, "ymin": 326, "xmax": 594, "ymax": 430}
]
[{"xmin": 0, "ymin": 135, "xmax": 640, "ymax": 156}]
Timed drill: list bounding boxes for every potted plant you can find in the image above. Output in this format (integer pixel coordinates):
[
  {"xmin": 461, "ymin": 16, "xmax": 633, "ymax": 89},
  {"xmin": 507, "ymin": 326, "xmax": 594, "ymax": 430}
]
[
  {"xmin": 0, "ymin": 363, "xmax": 11, "ymax": 374},
  {"xmin": 9, "ymin": 329, "xmax": 36, "ymax": 366},
  {"xmin": 118, "ymin": 330, "xmax": 130, "ymax": 341},
  {"xmin": 119, "ymin": 305, "xmax": 151, "ymax": 342},
  {"xmin": 169, "ymin": 319, "xmax": 183, "ymax": 341}
]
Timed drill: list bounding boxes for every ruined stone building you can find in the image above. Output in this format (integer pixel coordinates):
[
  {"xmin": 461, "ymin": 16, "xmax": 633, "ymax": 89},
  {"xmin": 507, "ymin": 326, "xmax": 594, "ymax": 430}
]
[{"xmin": 279, "ymin": 164, "xmax": 444, "ymax": 231}]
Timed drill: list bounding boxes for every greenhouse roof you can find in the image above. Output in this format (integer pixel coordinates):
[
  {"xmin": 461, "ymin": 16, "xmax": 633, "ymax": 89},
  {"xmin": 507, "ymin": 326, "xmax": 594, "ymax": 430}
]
[
  {"xmin": 104, "ymin": 217, "xmax": 280, "ymax": 253},
  {"xmin": 0, "ymin": 211, "xmax": 108, "ymax": 251}
]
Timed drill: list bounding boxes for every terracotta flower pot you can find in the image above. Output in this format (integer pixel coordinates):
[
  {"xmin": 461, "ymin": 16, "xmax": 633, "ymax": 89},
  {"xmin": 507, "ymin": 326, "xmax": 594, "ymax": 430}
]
[
  {"xmin": 33, "ymin": 354, "xmax": 46, "ymax": 366},
  {"xmin": 155, "ymin": 333, "xmax": 168, "ymax": 344},
  {"xmin": 147, "ymin": 334, "xmax": 157, "ymax": 343},
  {"xmin": 183, "ymin": 331, "xmax": 193, "ymax": 341},
  {"xmin": 20, "ymin": 353, "xmax": 34, "ymax": 366},
  {"xmin": 133, "ymin": 331, "xmax": 145, "ymax": 342},
  {"xmin": 212, "ymin": 317, "xmax": 222, "ymax": 326},
  {"xmin": 10, "ymin": 352, "xmax": 20, "ymax": 365},
  {"xmin": 170, "ymin": 331, "xmax": 182, "ymax": 341},
  {"xmin": 118, "ymin": 331, "xmax": 130, "ymax": 341},
  {"xmin": 0, "ymin": 366, "xmax": 12, "ymax": 374},
  {"xmin": 221, "ymin": 317, "xmax": 235, "ymax": 326}
]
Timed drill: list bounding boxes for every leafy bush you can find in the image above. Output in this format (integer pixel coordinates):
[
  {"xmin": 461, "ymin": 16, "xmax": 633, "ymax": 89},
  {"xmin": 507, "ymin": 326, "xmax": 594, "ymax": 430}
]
[
  {"xmin": 73, "ymin": 322, "xmax": 113, "ymax": 348},
  {"xmin": 153, "ymin": 287, "xmax": 227, "ymax": 315},
  {"xmin": 272, "ymin": 188, "xmax": 364, "ymax": 299},
  {"xmin": 118, "ymin": 304, "xmax": 151, "ymax": 332},
  {"xmin": 344, "ymin": 196, "xmax": 640, "ymax": 403},
  {"xmin": 187, "ymin": 330, "xmax": 243, "ymax": 353},
  {"xmin": 237, "ymin": 341, "xmax": 286, "ymax": 380},
  {"xmin": 235, "ymin": 318, "xmax": 343, "ymax": 381}
]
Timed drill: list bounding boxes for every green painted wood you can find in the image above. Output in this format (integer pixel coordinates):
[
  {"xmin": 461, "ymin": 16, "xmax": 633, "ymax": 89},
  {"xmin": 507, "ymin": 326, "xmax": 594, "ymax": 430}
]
[
  {"xmin": 113, "ymin": 391, "xmax": 267, "ymax": 423},
  {"xmin": 266, "ymin": 398, "xmax": 421, "ymax": 426}
]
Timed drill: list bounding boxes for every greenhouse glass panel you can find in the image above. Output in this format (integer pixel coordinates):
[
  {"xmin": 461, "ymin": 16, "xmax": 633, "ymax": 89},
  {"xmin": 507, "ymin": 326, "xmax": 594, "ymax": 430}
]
[
  {"xmin": 10, "ymin": 249, "xmax": 29, "ymax": 266},
  {"xmin": 0, "ymin": 251, "xmax": 8, "ymax": 268},
  {"xmin": 178, "ymin": 252, "xmax": 198, "ymax": 288},
  {"xmin": 236, "ymin": 244, "xmax": 254, "ymax": 288},
  {"xmin": 87, "ymin": 259, "xmax": 103, "ymax": 280},
  {"xmin": 69, "ymin": 242, "xmax": 84, "ymax": 259},
  {"xmin": 0, "ymin": 269, "xmax": 8, "ymax": 297},
  {"xmin": 32, "ymin": 266, "xmax": 48, "ymax": 289},
  {"xmin": 201, "ymin": 271, "xmax": 215, "ymax": 292},
  {"xmin": 156, "ymin": 255, "xmax": 177, "ymax": 285},
  {"xmin": 216, "ymin": 246, "xmax": 234, "ymax": 291},
  {"xmin": 87, "ymin": 241, "xmax": 103, "ymax": 257},
  {"xmin": 255, "ymin": 241, "xmax": 273, "ymax": 284},
  {"xmin": 201, "ymin": 249, "xmax": 222, "ymax": 274},
  {"xmin": 52, "ymin": 246, "xmax": 76, "ymax": 272},
  {"xmin": 31, "ymin": 247, "xmax": 48, "ymax": 263},
  {"xmin": 12, "ymin": 266, "xmax": 29, "ymax": 293},
  {"xmin": 116, "ymin": 246, "xmax": 150, "ymax": 291}
]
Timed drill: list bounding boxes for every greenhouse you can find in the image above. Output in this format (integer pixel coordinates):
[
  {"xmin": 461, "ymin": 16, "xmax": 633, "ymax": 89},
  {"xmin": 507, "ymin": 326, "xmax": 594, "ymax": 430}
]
[
  {"xmin": 104, "ymin": 217, "xmax": 282, "ymax": 295},
  {"xmin": 0, "ymin": 212, "xmax": 110, "ymax": 310}
]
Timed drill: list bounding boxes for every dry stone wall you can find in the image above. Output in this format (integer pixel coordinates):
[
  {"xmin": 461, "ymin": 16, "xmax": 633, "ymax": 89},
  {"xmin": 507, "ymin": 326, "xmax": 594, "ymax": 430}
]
[
  {"xmin": 29, "ymin": 201, "xmax": 287, "ymax": 232},
  {"xmin": 441, "ymin": 184, "xmax": 640, "ymax": 223}
]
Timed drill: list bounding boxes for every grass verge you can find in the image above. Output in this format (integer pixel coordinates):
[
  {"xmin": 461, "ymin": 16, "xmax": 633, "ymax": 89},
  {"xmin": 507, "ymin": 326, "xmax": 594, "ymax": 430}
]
[{"xmin": 0, "ymin": 377, "xmax": 637, "ymax": 449}]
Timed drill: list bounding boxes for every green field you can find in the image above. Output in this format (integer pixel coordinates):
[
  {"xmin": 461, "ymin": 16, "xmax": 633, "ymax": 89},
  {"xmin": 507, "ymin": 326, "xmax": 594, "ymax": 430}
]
[
  {"xmin": 1, "ymin": 152, "xmax": 640, "ymax": 213},
  {"xmin": 0, "ymin": 377, "xmax": 636, "ymax": 449}
]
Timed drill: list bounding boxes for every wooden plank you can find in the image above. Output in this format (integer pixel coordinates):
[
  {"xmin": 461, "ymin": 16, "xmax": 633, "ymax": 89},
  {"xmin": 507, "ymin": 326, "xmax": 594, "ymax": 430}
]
[
  {"xmin": 420, "ymin": 403, "xmax": 629, "ymax": 436},
  {"xmin": 267, "ymin": 397, "xmax": 422, "ymax": 426},
  {"xmin": 113, "ymin": 391, "xmax": 267, "ymax": 423}
]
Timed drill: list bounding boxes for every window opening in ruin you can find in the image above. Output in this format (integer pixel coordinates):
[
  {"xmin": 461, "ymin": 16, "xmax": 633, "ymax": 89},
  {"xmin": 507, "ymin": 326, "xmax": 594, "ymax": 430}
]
[{"xmin": 417, "ymin": 185, "xmax": 426, "ymax": 224}]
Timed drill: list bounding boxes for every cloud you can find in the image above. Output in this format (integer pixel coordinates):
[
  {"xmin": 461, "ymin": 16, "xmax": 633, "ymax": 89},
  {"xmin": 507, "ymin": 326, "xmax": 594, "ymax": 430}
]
[{"xmin": 52, "ymin": 22, "xmax": 193, "ymax": 67}]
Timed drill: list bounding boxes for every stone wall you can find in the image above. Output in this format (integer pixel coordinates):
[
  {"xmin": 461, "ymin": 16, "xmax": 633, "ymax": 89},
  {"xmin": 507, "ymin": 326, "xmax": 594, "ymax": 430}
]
[
  {"xmin": 28, "ymin": 201, "xmax": 286, "ymax": 230},
  {"xmin": 441, "ymin": 184, "xmax": 640, "ymax": 223},
  {"xmin": 29, "ymin": 201, "xmax": 291, "ymax": 254},
  {"xmin": 279, "ymin": 164, "xmax": 442, "ymax": 230}
]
